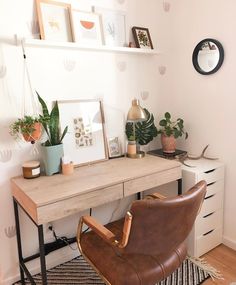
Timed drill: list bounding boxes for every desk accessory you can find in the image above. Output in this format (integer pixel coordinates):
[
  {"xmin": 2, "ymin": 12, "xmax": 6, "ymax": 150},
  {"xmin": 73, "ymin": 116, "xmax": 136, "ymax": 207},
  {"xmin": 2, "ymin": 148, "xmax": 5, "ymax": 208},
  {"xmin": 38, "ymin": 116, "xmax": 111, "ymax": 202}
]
[
  {"xmin": 157, "ymin": 112, "xmax": 188, "ymax": 153},
  {"xmin": 22, "ymin": 160, "xmax": 40, "ymax": 179},
  {"xmin": 37, "ymin": 93, "xmax": 68, "ymax": 176},
  {"xmin": 62, "ymin": 156, "xmax": 74, "ymax": 175},
  {"xmin": 126, "ymin": 99, "xmax": 147, "ymax": 158}
]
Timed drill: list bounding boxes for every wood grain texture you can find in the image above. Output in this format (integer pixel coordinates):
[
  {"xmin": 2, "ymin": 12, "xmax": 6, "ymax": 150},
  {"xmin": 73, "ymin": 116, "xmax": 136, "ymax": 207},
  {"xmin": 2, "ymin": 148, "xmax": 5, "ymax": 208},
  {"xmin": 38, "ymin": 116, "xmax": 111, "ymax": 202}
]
[
  {"xmin": 203, "ymin": 244, "xmax": 236, "ymax": 284},
  {"xmin": 11, "ymin": 155, "xmax": 181, "ymax": 224}
]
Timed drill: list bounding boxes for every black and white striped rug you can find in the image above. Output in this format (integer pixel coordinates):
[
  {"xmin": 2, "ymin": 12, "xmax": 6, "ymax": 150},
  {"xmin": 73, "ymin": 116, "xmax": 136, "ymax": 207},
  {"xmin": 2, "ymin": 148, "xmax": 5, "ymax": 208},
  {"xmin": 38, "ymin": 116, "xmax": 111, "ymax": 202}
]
[{"xmin": 14, "ymin": 256, "xmax": 210, "ymax": 285}]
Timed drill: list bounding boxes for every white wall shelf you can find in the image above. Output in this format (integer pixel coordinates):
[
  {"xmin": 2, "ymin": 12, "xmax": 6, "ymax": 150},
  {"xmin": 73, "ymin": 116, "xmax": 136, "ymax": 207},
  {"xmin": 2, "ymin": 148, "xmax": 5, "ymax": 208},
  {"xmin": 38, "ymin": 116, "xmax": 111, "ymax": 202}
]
[{"xmin": 23, "ymin": 39, "xmax": 160, "ymax": 56}]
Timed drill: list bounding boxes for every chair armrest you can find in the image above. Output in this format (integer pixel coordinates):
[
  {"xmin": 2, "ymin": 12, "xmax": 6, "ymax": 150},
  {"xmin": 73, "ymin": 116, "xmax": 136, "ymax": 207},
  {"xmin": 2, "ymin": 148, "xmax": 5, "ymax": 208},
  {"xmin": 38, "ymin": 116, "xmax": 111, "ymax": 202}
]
[
  {"xmin": 79, "ymin": 215, "xmax": 116, "ymax": 244},
  {"xmin": 146, "ymin": 192, "xmax": 166, "ymax": 200},
  {"xmin": 77, "ymin": 212, "xmax": 133, "ymax": 249}
]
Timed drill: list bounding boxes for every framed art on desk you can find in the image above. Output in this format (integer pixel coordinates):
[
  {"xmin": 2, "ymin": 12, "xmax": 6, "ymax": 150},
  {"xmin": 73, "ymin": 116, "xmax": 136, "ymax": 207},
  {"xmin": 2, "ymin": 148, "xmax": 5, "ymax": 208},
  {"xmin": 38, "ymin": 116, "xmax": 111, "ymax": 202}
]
[{"xmin": 58, "ymin": 99, "xmax": 108, "ymax": 166}]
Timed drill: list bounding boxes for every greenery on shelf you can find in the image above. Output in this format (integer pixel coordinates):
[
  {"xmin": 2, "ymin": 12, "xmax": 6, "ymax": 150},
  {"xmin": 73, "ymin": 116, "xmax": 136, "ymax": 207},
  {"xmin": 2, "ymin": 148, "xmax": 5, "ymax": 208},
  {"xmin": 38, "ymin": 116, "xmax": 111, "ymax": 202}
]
[
  {"xmin": 125, "ymin": 108, "xmax": 158, "ymax": 145},
  {"xmin": 37, "ymin": 92, "xmax": 68, "ymax": 146},
  {"xmin": 157, "ymin": 112, "xmax": 188, "ymax": 139},
  {"xmin": 10, "ymin": 115, "xmax": 41, "ymax": 140}
]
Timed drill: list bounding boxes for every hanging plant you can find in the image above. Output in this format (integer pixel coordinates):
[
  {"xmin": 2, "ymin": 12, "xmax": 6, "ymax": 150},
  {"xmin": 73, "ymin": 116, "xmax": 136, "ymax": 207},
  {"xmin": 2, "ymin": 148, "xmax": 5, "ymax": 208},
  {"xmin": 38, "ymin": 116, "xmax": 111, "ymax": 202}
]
[
  {"xmin": 9, "ymin": 115, "xmax": 43, "ymax": 144},
  {"xmin": 125, "ymin": 108, "xmax": 158, "ymax": 145}
]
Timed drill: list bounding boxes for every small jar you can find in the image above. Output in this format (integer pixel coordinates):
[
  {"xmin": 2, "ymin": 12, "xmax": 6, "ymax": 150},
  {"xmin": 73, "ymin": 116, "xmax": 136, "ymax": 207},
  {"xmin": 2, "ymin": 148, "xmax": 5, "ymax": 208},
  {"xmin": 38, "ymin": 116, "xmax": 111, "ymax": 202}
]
[
  {"xmin": 22, "ymin": 161, "xmax": 40, "ymax": 179},
  {"xmin": 127, "ymin": 141, "xmax": 136, "ymax": 155},
  {"xmin": 62, "ymin": 162, "xmax": 74, "ymax": 175}
]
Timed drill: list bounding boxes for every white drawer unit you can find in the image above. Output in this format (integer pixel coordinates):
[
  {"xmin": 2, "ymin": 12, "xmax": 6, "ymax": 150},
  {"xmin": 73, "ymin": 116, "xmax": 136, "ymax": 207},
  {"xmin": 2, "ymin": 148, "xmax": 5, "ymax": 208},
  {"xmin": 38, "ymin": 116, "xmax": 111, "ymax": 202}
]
[{"xmin": 182, "ymin": 159, "xmax": 224, "ymax": 257}]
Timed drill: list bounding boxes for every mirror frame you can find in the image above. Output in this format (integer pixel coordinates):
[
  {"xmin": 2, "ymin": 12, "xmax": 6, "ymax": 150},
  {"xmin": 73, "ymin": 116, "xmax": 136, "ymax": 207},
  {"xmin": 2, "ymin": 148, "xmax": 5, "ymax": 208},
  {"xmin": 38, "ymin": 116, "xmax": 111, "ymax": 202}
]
[{"xmin": 192, "ymin": 38, "xmax": 224, "ymax": 75}]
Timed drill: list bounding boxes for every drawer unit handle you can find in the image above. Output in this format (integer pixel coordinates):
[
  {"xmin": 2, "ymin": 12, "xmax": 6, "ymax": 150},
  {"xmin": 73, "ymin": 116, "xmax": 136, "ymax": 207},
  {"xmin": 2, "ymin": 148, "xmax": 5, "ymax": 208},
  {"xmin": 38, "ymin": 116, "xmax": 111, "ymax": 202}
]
[
  {"xmin": 205, "ymin": 194, "xmax": 215, "ymax": 200},
  {"xmin": 203, "ymin": 212, "xmax": 215, "ymax": 218},
  {"xmin": 204, "ymin": 169, "xmax": 216, "ymax": 174},
  {"xmin": 207, "ymin": 182, "xmax": 216, "ymax": 187},
  {"xmin": 203, "ymin": 229, "xmax": 214, "ymax": 236}
]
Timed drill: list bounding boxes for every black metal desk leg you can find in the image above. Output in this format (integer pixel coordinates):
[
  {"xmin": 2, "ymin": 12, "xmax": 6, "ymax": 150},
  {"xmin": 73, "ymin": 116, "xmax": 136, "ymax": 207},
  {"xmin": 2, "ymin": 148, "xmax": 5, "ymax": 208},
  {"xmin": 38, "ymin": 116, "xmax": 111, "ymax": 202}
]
[
  {"xmin": 38, "ymin": 225, "xmax": 47, "ymax": 284},
  {"xmin": 13, "ymin": 199, "xmax": 26, "ymax": 285},
  {"xmin": 177, "ymin": 178, "xmax": 182, "ymax": 195}
]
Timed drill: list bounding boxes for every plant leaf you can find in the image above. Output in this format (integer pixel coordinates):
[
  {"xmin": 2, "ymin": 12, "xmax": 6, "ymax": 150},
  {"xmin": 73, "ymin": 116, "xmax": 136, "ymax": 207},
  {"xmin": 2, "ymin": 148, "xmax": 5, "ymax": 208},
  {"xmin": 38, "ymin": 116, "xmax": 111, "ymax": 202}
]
[
  {"xmin": 60, "ymin": 126, "xmax": 68, "ymax": 143},
  {"xmin": 49, "ymin": 101, "xmax": 60, "ymax": 145}
]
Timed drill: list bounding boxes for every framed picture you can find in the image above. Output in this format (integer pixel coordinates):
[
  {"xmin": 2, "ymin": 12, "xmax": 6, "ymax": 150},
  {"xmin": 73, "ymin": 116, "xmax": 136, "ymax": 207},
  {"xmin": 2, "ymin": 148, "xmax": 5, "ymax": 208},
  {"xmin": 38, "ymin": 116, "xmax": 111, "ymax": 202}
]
[
  {"xmin": 132, "ymin": 26, "xmax": 153, "ymax": 49},
  {"xmin": 108, "ymin": 137, "xmax": 122, "ymax": 158},
  {"xmin": 71, "ymin": 10, "xmax": 103, "ymax": 45},
  {"xmin": 58, "ymin": 99, "xmax": 108, "ymax": 167},
  {"xmin": 36, "ymin": 0, "xmax": 73, "ymax": 42},
  {"xmin": 92, "ymin": 6, "xmax": 126, "ymax": 47}
]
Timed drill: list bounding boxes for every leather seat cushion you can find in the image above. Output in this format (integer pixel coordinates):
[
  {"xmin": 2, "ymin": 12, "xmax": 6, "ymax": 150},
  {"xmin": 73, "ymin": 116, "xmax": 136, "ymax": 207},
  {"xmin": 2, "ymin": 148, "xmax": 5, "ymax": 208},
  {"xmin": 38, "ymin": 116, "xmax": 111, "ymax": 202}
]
[{"xmin": 80, "ymin": 219, "xmax": 187, "ymax": 285}]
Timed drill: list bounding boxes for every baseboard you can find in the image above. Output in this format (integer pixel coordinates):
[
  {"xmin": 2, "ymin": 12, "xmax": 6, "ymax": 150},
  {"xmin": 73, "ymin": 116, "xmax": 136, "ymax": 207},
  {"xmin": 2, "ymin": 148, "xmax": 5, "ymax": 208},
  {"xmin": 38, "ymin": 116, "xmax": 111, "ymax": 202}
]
[
  {"xmin": 2, "ymin": 244, "xmax": 79, "ymax": 285},
  {"xmin": 223, "ymin": 235, "xmax": 236, "ymax": 251}
]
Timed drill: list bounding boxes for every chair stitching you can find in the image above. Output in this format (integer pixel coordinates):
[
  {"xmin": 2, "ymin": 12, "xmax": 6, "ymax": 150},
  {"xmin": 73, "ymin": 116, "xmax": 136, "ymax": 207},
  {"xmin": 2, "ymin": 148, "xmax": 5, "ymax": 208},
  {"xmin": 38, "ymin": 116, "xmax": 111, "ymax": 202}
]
[{"xmin": 149, "ymin": 255, "xmax": 166, "ymax": 280}]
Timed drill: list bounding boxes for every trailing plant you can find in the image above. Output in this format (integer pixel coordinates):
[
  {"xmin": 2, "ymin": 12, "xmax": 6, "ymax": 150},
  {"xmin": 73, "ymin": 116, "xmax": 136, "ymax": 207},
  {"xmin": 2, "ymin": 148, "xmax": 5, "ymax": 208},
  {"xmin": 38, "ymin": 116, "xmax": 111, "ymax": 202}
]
[
  {"xmin": 125, "ymin": 108, "xmax": 158, "ymax": 145},
  {"xmin": 37, "ymin": 92, "xmax": 68, "ymax": 146},
  {"xmin": 158, "ymin": 112, "xmax": 188, "ymax": 139},
  {"xmin": 10, "ymin": 115, "xmax": 42, "ymax": 140}
]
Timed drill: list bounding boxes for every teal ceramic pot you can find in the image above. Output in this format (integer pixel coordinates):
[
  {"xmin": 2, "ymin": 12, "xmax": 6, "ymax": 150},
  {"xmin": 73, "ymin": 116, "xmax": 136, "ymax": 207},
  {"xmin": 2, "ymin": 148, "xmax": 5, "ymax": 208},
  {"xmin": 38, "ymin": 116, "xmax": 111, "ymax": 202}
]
[{"xmin": 41, "ymin": 144, "xmax": 64, "ymax": 176}]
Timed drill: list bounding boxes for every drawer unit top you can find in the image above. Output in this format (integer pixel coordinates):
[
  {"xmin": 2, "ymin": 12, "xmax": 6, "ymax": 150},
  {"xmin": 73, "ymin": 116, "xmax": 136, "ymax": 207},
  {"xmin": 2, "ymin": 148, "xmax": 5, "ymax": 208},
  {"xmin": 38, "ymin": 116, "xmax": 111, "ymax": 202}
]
[{"xmin": 182, "ymin": 159, "xmax": 224, "ymax": 174}]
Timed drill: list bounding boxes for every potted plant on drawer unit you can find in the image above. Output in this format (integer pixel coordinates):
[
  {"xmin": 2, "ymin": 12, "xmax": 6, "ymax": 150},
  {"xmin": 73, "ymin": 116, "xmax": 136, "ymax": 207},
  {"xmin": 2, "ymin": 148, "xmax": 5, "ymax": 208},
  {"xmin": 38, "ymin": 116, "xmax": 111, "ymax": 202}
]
[
  {"xmin": 37, "ymin": 92, "xmax": 68, "ymax": 176},
  {"xmin": 158, "ymin": 112, "xmax": 188, "ymax": 153}
]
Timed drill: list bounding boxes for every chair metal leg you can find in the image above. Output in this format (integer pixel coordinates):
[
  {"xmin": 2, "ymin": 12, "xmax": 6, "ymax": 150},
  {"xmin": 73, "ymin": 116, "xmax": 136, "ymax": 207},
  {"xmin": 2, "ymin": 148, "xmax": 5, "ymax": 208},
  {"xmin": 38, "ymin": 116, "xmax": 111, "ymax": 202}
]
[
  {"xmin": 38, "ymin": 225, "xmax": 47, "ymax": 284},
  {"xmin": 13, "ymin": 199, "xmax": 26, "ymax": 285}
]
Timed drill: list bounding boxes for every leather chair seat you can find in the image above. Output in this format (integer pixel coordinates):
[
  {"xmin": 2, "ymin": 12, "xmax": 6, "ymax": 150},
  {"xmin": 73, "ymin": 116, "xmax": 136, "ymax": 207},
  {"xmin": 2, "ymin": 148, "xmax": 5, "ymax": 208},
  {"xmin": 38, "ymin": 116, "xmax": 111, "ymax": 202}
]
[{"xmin": 81, "ymin": 219, "xmax": 187, "ymax": 285}]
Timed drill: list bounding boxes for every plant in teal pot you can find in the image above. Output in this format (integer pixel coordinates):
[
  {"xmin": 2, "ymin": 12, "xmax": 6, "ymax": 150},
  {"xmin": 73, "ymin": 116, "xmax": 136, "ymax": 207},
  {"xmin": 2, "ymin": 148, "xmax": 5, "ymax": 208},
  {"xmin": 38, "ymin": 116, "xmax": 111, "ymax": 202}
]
[{"xmin": 37, "ymin": 92, "xmax": 68, "ymax": 176}]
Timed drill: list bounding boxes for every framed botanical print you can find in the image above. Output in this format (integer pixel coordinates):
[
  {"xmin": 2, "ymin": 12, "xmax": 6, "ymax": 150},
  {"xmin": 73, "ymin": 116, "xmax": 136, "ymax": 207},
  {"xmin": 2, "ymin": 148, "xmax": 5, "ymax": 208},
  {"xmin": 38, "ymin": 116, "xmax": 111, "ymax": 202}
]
[
  {"xmin": 36, "ymin": 0, "xmax": 73, "ymax": 42},
  {"xmin": 92, "ymin": 6, "xmax": 126, "ymax": 47},
  {"xmin": 132, "ymin": 26, "xmax": 153, "ymax": 49},
  {"xmin": 58, "ymin": 99, "xmax": 108, "ymax": 167},
  {"xmin": 108, "ymin": 137, "xmax": 122, "ymax": 158},
  {"xmin": 71, "ymin": 10, "xmax": 103, "ymax": 45}
]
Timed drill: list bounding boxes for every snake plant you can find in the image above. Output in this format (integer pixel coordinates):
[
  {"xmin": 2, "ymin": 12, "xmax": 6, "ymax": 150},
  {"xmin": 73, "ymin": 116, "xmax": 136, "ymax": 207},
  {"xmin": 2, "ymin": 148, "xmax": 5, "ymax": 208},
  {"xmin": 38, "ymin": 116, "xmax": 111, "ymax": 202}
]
[{"xmin": 37, "ymin": 92, "xmax": 68, "ymax": 146}]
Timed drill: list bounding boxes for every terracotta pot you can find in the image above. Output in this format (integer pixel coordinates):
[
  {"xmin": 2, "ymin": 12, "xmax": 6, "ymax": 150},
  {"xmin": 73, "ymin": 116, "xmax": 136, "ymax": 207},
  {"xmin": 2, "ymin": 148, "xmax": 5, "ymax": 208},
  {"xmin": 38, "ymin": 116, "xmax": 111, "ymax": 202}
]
[
  {"xmin": 22, "ymin": 122, "xmax": 42, "ymax": 143},
  {"xmin": 161, "ymin": 134, "xmax": 176, "ymax": 153}
]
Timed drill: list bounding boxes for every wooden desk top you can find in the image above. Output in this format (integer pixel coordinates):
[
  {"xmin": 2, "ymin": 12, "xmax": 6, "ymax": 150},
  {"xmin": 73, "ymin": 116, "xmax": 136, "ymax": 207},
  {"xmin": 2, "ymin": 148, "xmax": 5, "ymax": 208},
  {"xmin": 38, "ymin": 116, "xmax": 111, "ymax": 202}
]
[{"xmin": 11, "ymin": 155, "xmax": 181, "ymax": 224}]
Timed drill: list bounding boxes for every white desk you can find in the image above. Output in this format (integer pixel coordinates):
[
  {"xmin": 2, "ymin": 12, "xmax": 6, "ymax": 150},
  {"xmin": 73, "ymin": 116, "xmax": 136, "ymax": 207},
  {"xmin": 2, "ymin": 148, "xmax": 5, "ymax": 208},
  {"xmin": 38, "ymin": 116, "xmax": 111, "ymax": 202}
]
[{"xmin": 11, "ymin": 155, "xmax": 182, "ymax": 284}]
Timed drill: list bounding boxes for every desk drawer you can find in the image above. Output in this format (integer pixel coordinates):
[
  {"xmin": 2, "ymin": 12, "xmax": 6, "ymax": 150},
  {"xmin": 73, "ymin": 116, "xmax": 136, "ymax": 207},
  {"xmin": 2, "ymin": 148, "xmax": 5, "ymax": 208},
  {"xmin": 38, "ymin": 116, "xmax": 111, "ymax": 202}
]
[
  {"xmin": 124, "ymin": 167, "xmax": 181, "ymax": 197},
  {"xmin": 198, "ymin": 166, "xmax": 224, "ymax": 184},
  {"xmin": 37, "ymin": 184, "xmax": 123, "ymax": 224},
  {"xmin": 200, "ymin": 190, "xmax": 223, "ymax": 217},
  {"xmin": 206, "ymin": 180, "xmax": 224, "ymax": 197},
  {"xmin": 196, "ymin": 227, "xmax": 223, "ymax": 257},
  {"xmin": 196, "ymin": 209, "xmax": 223, "ymax": 237}
]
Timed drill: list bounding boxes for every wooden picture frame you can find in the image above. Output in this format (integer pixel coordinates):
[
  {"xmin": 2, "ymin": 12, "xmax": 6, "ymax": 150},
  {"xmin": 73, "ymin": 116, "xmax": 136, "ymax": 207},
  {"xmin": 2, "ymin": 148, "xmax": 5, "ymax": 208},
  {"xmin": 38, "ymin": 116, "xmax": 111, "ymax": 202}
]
[
  {"xmin": 58, "ymin": 99, "xmax": 108, "ymax": 167},
  {"xmin": 132, "ymin": 26, "xmax": 153, "ymax": 49},
  {"xmin": 108, "ymin": 137, "xmax": 122, "ymax": 158},
  {"xmin": 71, "ymin": 10, "xmax": 103, "ymax": 45},
  {"xmin": 36, "ymin": 0, "xmax": 73, "ymax": 42},
  {"xmin": 92, "ymin": 6, "xmax": 126, "ymax": 47}
]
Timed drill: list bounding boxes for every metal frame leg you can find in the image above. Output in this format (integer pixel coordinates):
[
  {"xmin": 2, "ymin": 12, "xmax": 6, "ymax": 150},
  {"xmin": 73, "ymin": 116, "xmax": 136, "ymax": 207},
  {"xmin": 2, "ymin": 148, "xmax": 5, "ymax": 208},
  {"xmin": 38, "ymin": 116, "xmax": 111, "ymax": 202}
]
[
  {"xmin": 38, "ymin": 225, "xmax": 47, "ymax": 284},
  {"xmin": 178, "ymin": 178, "xmax": 182, "ymax": 195},
  {"xmin": 13, "ymin": 199, "xmax": 26, "ymax": 285}
]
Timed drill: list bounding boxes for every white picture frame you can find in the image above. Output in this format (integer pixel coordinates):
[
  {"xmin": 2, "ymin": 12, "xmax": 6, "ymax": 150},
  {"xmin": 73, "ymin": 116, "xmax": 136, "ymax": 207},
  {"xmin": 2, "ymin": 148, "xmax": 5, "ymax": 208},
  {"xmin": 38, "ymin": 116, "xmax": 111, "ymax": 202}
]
[
  {"xmin": 36, "ymin": 0, "xmax": 73, "ymax": 42},
  {"xmin": 71, "ymin": 10, "xmax": 103, "ymax": 45},
  {"xmin": 58, "ymin": 99, "xmax": 108, "ymax": 167},
  {"xmin": 108, "ymin": 137, "xmax": 122, "ymax": 158},
  {"xmin": 92, "ymin": 6, "xmax": 126, "ymax": 47}
]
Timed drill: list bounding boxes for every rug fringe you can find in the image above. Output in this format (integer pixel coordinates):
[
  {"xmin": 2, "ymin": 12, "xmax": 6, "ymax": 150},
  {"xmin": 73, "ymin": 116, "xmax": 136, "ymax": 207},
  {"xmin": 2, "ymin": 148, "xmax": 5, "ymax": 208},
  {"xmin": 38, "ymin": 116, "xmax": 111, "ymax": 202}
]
[{"xmin": 187, "ymin": 255, "xmax": 224, "ymax": 280}]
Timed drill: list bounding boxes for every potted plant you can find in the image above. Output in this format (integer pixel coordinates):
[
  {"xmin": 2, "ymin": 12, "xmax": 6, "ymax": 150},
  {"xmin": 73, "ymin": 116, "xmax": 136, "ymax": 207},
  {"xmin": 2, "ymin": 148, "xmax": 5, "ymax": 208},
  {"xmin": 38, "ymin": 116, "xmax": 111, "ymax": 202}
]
[
  {"xmin": 37, "ymin": 92, "xmax": 68, "ymax": 176},
  {"xmin": 157, "ymin": 112, "xmax": 188, "ymax": 153},
  {"xmin": 10, "ymin": 115, "xmax": 42, "ymax": 144},
  {"xmin": 126, "ymin": 108, "xmax": 158, "ymax": 152}
]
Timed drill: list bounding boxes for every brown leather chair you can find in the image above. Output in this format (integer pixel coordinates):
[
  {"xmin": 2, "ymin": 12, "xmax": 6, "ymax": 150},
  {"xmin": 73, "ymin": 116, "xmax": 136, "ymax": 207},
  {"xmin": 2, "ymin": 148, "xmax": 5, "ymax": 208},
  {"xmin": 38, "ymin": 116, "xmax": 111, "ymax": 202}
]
[{"xmin": 77, "ymin": 180, "xmax": 206, "ymax": 285}]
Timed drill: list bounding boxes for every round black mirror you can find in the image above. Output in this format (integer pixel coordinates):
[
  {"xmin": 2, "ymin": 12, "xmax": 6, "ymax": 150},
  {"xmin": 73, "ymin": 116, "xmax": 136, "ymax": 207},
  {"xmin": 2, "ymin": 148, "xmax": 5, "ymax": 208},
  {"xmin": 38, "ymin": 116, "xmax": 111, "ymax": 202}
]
[{"xmin": 192, "ymin": 39, "xmax": 224, "ymax": 75}]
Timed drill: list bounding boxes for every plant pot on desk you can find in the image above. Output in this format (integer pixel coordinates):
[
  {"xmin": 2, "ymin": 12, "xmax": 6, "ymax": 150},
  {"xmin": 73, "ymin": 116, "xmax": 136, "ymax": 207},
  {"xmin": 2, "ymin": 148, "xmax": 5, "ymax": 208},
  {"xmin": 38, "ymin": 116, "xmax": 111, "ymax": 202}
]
[
  {"xmin": 161, "ymin": 134, "xmax": 176, "ymax": 153},
  {"xmin": 41, "ymin": 144, "xmax": 64, "ymax": 176}
]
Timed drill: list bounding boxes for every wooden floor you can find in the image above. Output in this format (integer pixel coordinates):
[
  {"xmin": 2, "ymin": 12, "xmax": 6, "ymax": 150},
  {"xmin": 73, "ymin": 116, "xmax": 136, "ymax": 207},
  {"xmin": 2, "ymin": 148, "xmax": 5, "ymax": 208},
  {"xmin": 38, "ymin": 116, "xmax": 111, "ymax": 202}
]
[{"xmin": 203, "ymin": 244, "xmax": 236, "ymax": 284}]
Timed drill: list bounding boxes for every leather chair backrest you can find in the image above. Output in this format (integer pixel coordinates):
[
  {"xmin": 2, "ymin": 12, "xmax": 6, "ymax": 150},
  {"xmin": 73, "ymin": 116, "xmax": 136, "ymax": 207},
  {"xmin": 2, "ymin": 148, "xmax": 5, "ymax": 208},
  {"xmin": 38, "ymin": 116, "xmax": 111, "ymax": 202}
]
[{"xmin": 124, "ymin": 181, "xmax": 207, "ymax": 255}]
